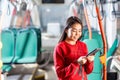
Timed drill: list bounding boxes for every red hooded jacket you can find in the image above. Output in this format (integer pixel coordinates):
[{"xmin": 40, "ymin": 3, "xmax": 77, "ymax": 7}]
[{"xmin": 53, "ymin": 41, "xmax": 93, "ymax": 80}]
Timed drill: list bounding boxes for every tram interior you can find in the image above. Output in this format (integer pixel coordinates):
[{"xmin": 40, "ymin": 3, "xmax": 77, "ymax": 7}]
[{"xmin": 0, "ymin": 0, "xmax": 120, "ymax": 80}]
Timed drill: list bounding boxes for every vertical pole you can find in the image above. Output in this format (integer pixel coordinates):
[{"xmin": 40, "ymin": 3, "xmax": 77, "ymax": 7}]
[
  {"xmin": 82, "ymin": 0, "xmax": 92, "ymax": 39},
  {"xmin": 94, "ymin": 0, "xmax": 108, "ymax": 80}
]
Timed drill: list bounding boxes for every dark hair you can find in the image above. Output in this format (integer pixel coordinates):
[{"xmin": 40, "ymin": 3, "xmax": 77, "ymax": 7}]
[{"xmin": 58, "ymin": 16, "xmax": 83, "ymax": 43}]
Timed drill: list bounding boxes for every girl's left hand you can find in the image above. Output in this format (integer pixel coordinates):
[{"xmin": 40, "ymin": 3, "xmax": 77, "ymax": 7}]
[
  {"xmin": 87, "ymin": 55, "xmax": 95, "ymax": 62},
  {"xmin": 77, "ymin": 56, "xmax": 87, "ymax": 65}
]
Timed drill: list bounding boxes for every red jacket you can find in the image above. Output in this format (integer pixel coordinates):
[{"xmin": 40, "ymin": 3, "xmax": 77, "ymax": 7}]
[{"xmin": 53, "ymin": 41, "xmax": 93, "ymax": 80}]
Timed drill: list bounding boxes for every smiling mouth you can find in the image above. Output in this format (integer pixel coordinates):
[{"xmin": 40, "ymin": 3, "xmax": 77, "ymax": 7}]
[{"xmin": 73, "ymin": 36, "xmax": 78, "ymax": 40}]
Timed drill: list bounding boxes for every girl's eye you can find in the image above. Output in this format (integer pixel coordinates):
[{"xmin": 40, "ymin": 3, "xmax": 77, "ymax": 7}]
[
  {"xmin": 72, "ymin": 30, "xmax": 77, "ymax": 32},
  {"xmin": 71, "ymin": 29, "xmax": 82, "ymax": 33}
]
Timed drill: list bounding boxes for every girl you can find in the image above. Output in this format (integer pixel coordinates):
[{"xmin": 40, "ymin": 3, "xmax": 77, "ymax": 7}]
[{"xmin": 53, "ymin": 16, "xmax": 94, "ymax": 80}]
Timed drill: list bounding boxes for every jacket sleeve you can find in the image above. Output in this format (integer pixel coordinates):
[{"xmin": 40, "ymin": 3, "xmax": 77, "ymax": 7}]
[
  {"xmin": 53, "ymin": 46, "xmax": 79, "ymax": 79},
  {"xmin": 84, "ymin": 61, "xmax": 94, "ymax": 74}
]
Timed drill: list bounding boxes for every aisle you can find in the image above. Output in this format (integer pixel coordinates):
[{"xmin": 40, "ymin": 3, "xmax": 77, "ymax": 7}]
[
  {"xmin": 43, "ymin": 63, "xmax": 57, "ymax": 80},
  {"xmin": 2, "ymin": 63, "xmax": 57, "ymax": 80}
]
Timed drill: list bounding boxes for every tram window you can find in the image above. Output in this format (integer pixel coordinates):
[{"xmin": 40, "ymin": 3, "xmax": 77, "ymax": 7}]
[{"xmin": 42, "ymin": 0, "xmax": 64, "ymax": 4}]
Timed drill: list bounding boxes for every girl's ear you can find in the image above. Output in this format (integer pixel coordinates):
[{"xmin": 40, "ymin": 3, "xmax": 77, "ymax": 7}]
[{"xmin": 65, "ymin": 29, "xmax": 68, "ymax": 34}]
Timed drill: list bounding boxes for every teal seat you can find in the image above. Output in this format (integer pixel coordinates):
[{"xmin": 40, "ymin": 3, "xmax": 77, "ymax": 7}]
[
  {"xmin": 1, "ymin": 29, "xmax": 15, "ymax": 72},
  {"xmin": 83, "ymin": 39, "xmax": 102, "ymax": 80},
  {"xmin": 2, "ymin": 64, "xmax": 12, "ymax": 73},
  {"xmin": 1, "ymin": 29, "xmax": 15, "ymax": 63},
  {"xmin": 107, "ymin": 38, "xmax": 119, "ymax": 58},
  {"xmin": 28, "ymin": 27, "xmax": 47, "ymax": 63},
  {"xmin": 87, "ymin": 73, "xmax": 102, "ymax": 80},
  {"xmin": 29, "ymin": 27, "xmax": 42, "ymax": 53},
  {"xmin": 83, "ymin": 31, "xmax": 103, "ymax": 48},
  {"xmin": 28, "ymin": 27, "xmax": 51, "ymax": 66},
  {"xmin": 107, "ymin": 38, "xmax": 119, "ymax": 66},
  {"xmin": 14, "ymin": 29, "xmax": 38, "ymax": 63}
]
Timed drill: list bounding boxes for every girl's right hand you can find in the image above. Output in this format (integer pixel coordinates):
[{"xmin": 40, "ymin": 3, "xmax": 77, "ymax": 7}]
[{"xmin": 77, "ymin": 56, "xmax": 87, "ymax": 65}]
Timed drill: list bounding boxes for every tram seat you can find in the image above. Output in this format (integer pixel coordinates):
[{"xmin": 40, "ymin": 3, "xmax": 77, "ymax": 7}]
[
  {"xmin": 83, "ymin": 30, "xmax": 103, "ymax": 48},
  {"xmin": 107, "ymin": 38, "xmax": 119, "ymax": 58},
  {"xmin": 28, "ymin": 27, "xmax": 42, "ymax": 53},
  {"xmin": 83, "ymin": 39, "xmax": 102, "ymax": 80},
  {"xmin": 1, "ymin": 27, "xmax": 43, "ymax": 72},
  {"xmin": 28, "ymin": 27, "xmax": 44, "ymax": 64},
  {"xmin": 1, "ymin": 29, "xmax": 15, "ymax": 72},
  {"xmin": 2, "ymin": 65, "xmax": 12, "ymax": 73},
  {"xmin": 13, "ymin": 28, "xmax": 38, "ymax": 63},
  {"xmin": 1, "ymin": 29, "xmax": 15, "ymax": 63}
]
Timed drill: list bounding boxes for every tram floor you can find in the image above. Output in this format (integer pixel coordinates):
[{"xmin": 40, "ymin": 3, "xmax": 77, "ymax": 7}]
[{"xmin": 2, "ymin": 63, "xmax": 57, "ymax": 80}]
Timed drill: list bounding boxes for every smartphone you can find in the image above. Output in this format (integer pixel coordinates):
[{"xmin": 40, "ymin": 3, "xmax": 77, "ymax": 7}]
[{"xmin": 86, "ymin": 48, "xmax": 101, "ymax": 57}]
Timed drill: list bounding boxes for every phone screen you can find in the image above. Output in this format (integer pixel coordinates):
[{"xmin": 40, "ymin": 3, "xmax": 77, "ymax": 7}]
[{"xmin": 86, "ymin": 48, "xmax": 101, "ymax": 57}]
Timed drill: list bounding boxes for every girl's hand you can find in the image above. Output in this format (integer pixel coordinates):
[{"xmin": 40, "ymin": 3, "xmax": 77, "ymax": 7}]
[
  {"xmin": 77, "ymin": 56, "xmax": 87, "ymax": 65},
  {"xmin": 87, "ymin": 55, "xmax": 95, "ymax": 62}
]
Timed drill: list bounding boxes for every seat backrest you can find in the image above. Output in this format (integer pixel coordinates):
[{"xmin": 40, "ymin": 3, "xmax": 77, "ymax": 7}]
[
  {"xmin": 107, "ymin": 38, "xmax": 119, "ymax": 58},
  {"xmin": 83, "ymin": 31, "xmax": 103, "ymax": 48},
  {"xmin": 14, "ymin": 28, "xmax": 38, "ymax": 63},
  {"xmin": 29, "ymin": 27, "xmax": 42, "ymax": 64},
  {"xmin": 83, "ymin": 39, "xmax": 102, "ymax": 72},
  {"xmin": 83, "ymin": 39, "xmax": 102, "ymax": 80},
  {"xmin": 29, "ymin": 27, "xmax": 42, "ymax": 54},
  {"xmin": 1, "ymin": 29, "xmax": 15, "ymax": 63}
]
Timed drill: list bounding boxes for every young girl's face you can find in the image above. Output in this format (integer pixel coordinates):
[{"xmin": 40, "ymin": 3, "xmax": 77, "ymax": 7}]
[{"xmin": 66, "ymin": 23, "xmax": 82, "ymax": 42}]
